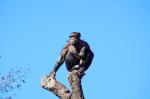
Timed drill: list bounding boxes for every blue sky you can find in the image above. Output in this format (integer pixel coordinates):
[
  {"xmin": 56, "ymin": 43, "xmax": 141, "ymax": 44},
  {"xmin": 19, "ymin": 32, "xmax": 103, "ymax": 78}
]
[{"xmin": 0, "ymin": 0, "xmax": 150, "ymax": 99}]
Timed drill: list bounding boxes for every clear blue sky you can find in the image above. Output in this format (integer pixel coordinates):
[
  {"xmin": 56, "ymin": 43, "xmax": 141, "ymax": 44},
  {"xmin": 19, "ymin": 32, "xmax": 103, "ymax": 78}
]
[{"xmin": 0, "ymin": 0, "xmax": 150, "ymax": 99}]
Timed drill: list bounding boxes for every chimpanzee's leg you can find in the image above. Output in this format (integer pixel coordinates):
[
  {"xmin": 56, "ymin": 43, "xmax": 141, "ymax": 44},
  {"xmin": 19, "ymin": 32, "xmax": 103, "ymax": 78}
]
[{"xmin": 65, "ymin": 53, "xmax": 80, "ymax": 71}]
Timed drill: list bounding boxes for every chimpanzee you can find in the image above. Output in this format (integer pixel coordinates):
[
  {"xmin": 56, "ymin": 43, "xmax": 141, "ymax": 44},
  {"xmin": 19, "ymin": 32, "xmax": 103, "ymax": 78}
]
[{"xmin": 50, "ymin": 32, "xmax": 94, "ymax": 77}]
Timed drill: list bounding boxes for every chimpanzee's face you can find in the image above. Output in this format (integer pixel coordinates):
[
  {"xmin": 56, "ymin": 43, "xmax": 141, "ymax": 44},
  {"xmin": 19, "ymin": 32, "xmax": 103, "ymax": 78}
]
[{"xmin": 69, "ymin": 37, "xmax": 80, "ymax": 45}]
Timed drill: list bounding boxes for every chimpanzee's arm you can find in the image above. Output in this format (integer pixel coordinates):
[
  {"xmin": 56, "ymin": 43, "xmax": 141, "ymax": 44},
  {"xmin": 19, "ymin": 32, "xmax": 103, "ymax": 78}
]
[
  {"xmin": 79, "ymin": 45, "xmax": 94, "ymax": 73},
  {"xmin": 53, "ymin": 47, "xmax": 68, "ymax": 73}
]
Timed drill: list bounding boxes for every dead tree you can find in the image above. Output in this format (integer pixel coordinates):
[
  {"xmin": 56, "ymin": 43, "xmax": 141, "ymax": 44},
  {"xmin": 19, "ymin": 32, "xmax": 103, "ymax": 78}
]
[{"xmin": 41, "ymin": 70, "xmax": 84, "ymax": 99}]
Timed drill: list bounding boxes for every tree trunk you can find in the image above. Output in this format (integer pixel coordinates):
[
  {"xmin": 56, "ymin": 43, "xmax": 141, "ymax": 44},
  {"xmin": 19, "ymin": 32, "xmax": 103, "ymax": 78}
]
[{"xmin": 41, "ymin": 70, "xmax": 84, "ymax": 99}]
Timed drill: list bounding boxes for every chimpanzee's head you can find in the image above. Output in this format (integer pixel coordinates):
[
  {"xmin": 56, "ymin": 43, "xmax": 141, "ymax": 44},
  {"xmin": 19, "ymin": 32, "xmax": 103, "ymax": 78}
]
[{"xmin": 69, "ymin": 32, "xmax": 81, "ymax": 45}]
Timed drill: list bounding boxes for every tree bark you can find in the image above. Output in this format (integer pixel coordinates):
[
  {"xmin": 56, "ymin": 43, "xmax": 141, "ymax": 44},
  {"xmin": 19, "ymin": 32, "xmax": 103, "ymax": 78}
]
[{"xmin": 41, "ymin": 70, "xmax": 84, "ymax": 99}]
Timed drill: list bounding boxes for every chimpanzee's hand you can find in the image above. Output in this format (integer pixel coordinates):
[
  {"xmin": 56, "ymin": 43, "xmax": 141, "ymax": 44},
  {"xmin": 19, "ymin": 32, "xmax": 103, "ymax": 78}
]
[{"xmin": 49, "ymin": 70, "xmax": 56, "ymax": 78}]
